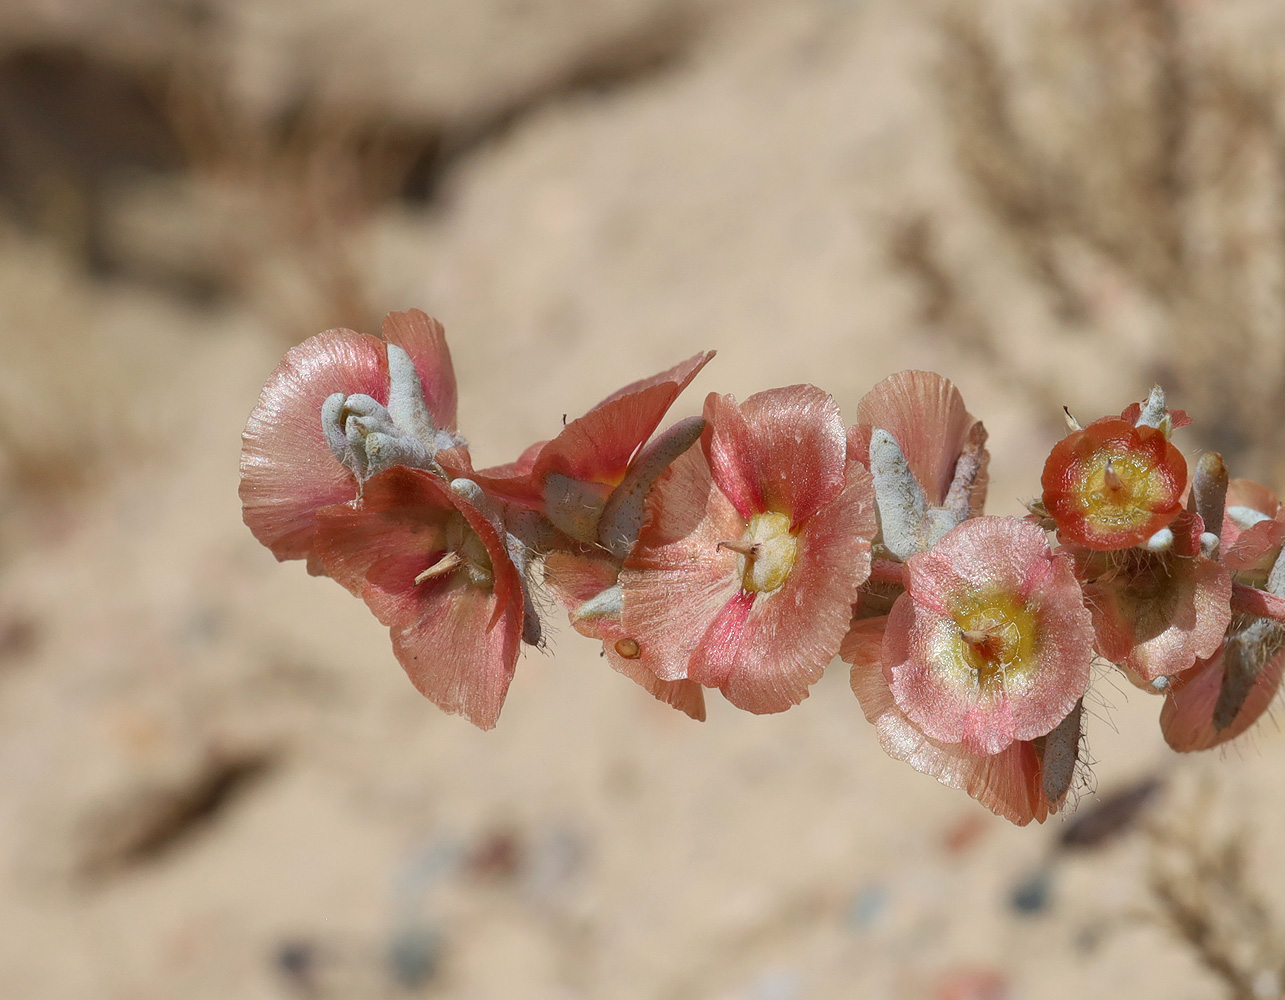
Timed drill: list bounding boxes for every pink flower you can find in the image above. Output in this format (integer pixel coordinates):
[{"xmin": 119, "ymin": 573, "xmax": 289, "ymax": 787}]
[
  {"xmin": 241, "ymin": 310, "xmax": 540, "ymax": 728},
  {"xmin": 240, "ymin": 309, "xmax": 460, "ymax": 570},
  {"xmin": 619, "ymin": 385, "xmax": 877, "ymax": 713},
  {"xmin": 311, "ymin": 466, "xmax": 525, "ymax": 730},
  {"xmin": 1041, "ymin": 417, "xmax": 1187, "ymax": 552},
  {"xmin": 847, "ymin": 516, "xmax": 1093, "ymax": 824},
  {"xmin": 881, "ymin": 516, "xmax": 1094, "ymax": 755},
  {"xmin": 1081, "ymin": 509, "xmax": 1231, "ymax": 683}
]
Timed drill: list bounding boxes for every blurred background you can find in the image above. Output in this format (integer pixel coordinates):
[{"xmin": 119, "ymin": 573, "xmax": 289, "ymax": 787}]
[{"xmin": 2, "ymin": 0, "xmax": 1285, "ymax": 997}]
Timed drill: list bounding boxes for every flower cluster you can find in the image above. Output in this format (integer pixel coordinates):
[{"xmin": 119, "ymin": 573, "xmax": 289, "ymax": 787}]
[{"xmin": 241, "ymin": 312, "xmax": 1285, "ymax": 825}]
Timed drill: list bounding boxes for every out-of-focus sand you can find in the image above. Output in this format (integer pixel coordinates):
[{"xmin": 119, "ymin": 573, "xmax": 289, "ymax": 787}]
[{"xmin": 1, "ymin": 1, "xmax": 1284, "ymax": 998}]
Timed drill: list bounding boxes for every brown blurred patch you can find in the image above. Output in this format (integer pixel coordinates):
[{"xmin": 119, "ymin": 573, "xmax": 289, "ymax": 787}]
[{"xmin": 77, "ymin": 749, "xmax": 276, "ymax": 881}]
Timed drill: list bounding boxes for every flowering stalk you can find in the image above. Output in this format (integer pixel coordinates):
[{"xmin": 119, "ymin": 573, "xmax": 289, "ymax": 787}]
[{"xmin": 241, "ymin": 310, "xmax": 1285, "ymax": 824}]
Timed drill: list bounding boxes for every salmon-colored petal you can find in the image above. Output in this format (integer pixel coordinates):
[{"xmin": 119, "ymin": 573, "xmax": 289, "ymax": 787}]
[
  {"xmin": 840, "ymin": 614, "xmax": 888, "ymax": 669},
  {"xmin": 1088, "ymin": 555, "xmax": 1232, "ymax": 681},
  {"xmin": 887, "ymin": 518, "xmax": 1094, "ymax": 755},
  {"xmin": 388, "ymin": 576, "xmax": 521, "ymax": 730},
  {"xmin": 703, "ymin": 386, "xmax": 847, "ymax": 524},
  {"xmin": 240, "ymin": 328, "xmax": 387, "ymax": 564},
  {"xmin": 592, "ymin": 351, "xmax": 714, "ymax": 410},
  {"xmin": 313, "ymin": 467, "xmax": 523, "ymax": 729},
  {"xmin": 542, "ymin": 550, "xmax": 706, "ymax": 720},
  {"xmin": 740, "ymin": 385, "xmax": 847, "ymax": 524},
  {"xmin": 701, "ymin": 392, "xmax": 764, "ymax": 520},
  {"xmin": 381, "ymin": 309, "xmax": 459, "ymax": 430},
  {"xmin": 1160, "ymin": 642, "xmax": 1285, "ymax": 751},
  {"xmin": 708, "ymin": 463, "xmax": 875, "ymax": 713},
  {"xmin": 851, "ymin": 654, "xmax": 1053, "ymax": 825},
  {"xmin": 535, "ymin": 353, "xmax": 714, "ymax": 490},
  {"xmin": 620, "ymin": 447, "xmax": 744, "ymax": 681},
  {"xmin": 856, "ymin": 371, "xmax": 987, "ymax": 508},
  {"xmin": 1220, "ymin": 478, "xmax": 1285, "ymax": 573}
]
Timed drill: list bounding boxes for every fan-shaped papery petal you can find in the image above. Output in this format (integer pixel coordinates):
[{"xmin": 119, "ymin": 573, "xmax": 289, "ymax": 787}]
[
  {"xmin": 535, "ymin": 352, "xmax": 714, "ymax": 488},
  {"xmin": 313, "ymin": 467, "xmax": 523, "ymax": 730},
  {"xmin": 840, "ymin": 614, "xmax": 888, "ymax": 672},
  {"xmin": 456, "ymin": 353, "xmax": 714, "ymax": 510},
  {"xmin": 1220, "ymin": 479, "xmax": 1285, "ymax": 573},
  {"xmin": 381, "ymin": 309, "xmax": 459, "ymax": 430},
  {"xmin": 241, "ymin": 328, "xmax": 387, "ymax": 565},
  {"xmin": 620, "ymin": 447, "xmax": 745, "ymax": 682},
  {"xmin": 1160, "ymin": 642, "xmax": 1285, "ymax": 752},
  {"xmin": 703, "ymin": 385, "xmax": 847, "ymax": 524},
  {"xmin": 542, "ymin": 549, "xmax": 706, "ymax": 720},
  {"xmin": 852, "ymin": 370, "xmax": 989, "ymax": 510},
  {"xmin": 851, "ymin": 654, "xmax": 1055, "ymax": 826},
  {"xmin": 885, "ymin": 517, "xmax": 1094, "ymax": 756},
  {"xmin": 1088, "ymin": 554, "xmax": 1232, "ymax": 682}
]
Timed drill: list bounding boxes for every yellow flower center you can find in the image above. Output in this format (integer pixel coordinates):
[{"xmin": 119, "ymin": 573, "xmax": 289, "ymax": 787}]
[
  {"xmin": 1077, "ymin": 449, "xmax": 1166, "ymax": 534},
  {"xmin": 722, "ymin": 511, "xmax": 798, "ymax": 594},
  {"xmin": 949, "ymin": 589, "xmax": 1040, "ymax": 691}
]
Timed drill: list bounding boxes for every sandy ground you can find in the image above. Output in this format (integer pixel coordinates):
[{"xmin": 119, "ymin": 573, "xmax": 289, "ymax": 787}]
[{"xmin": 1, "ymin": 1, "xmax": 1285, "ymax": 998}]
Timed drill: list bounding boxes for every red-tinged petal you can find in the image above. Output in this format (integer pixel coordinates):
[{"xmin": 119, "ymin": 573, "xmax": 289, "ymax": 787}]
[
  {"xmin": 1230, "ymin": 582, "xmax": 1285, "ymax": 622},
  {"xmin": 886, "ymin": 518, "xmax": 1094, "ymax": 755},
  {"xmin": 313, "ymin": 467, "xmax": 523, "ymax": 729},
  {"xmin": 535, "ymin": 353, "xmax": 714, "ymax": 490},
  {"xmin": 542, "ymin": 550, "xmax": 706, "ymax": 720},
  {"xmin": 840, "ymin": 614, "xmax": 888, "ymax": 669},
  {"xmin": 381, "ymin": 309, "xmax": 459, "ymax": 430},
  {"xmin": 592, "ymin": 351, "xmax": 713, "ymax": 409},
  {"xmin": 620, "ymin": 447, "xmax": 745, "ymax": 681},
  {"xmin": 856, "ymin": 370, "xmax": 988, "ymax": 509},
  {"xmin": 741, "ymin": 385, "xmax": 847, "ymax": 523},
  {"xmin": 1160, "ymin": 643, "xmax": 1285, "ymax": 751},
  {"xmin": 438, "ymin": 440, "xmax": 551, "ymax": 508},
  {"xmin": 1220, "ymin": 479, "xmax": 1285, "ymax": 573},
  {"xmin": 1042, "ymin": 418, "xmax": 1187, "ymax": 551},
  {"xmin": 707, "ymin": 463, "xmax": 874, "ymax": 713},
  {"xmin": 851, "ymin": 654, "xmax": 1053, "ymax": 826},
  {"xmin": 240, "ymin": 328, "xmax": 386, "ymax": 564},
  {"xmin": 703, "ymin": 385, "xmax": 847, "ymax": 524},
  {"xmin": 701, "ymin": 392, "xmax": 764, "ymax": 519},
  {"xmin": 1088, "ymin": 555, "xmax": 1232, "ymax": 681},
  {"xmin": 481, "ymin": 439, "xmax": 546, "ymax": 482},
  {"xmin": 687, "ymin": 590, "xmax": 756, "ymax": 691}
]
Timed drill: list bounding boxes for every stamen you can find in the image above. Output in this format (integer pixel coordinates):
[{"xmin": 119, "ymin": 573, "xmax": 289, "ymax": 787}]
[
  {"xmin": 1103, "ymin": 459, "xmax": 1125, "ymax": 494},
  {"xmin": 960, "ymin": 626, "xmax": 1002, "ymax": 662},
  {"xmin": 1062, "ymin": 406, "xmax": 1081, "ymax": 431},
  {"xmin": 615, "ymin": 638, "xmax": 641, "ymax": 659},
  {"xmin": 414, "ymin": 551, "xmax": 463, "ymax": 584},
  {"xmin": 718, "ymin": 539, "xmax": 761, "ymax": 559}
]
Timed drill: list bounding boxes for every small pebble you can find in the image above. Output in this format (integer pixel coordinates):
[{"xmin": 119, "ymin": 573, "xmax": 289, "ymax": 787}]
[
  {"xmin": 1010, "ymin": 867, "xmax": 1052, "ymax": 915},
  {"xmin": 847, "ymin": 883, "xmax": 889, "ymax": 928},
  {"xmin": 388, "ymin": 923, "xmax": 443, "ymax": 990}
]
